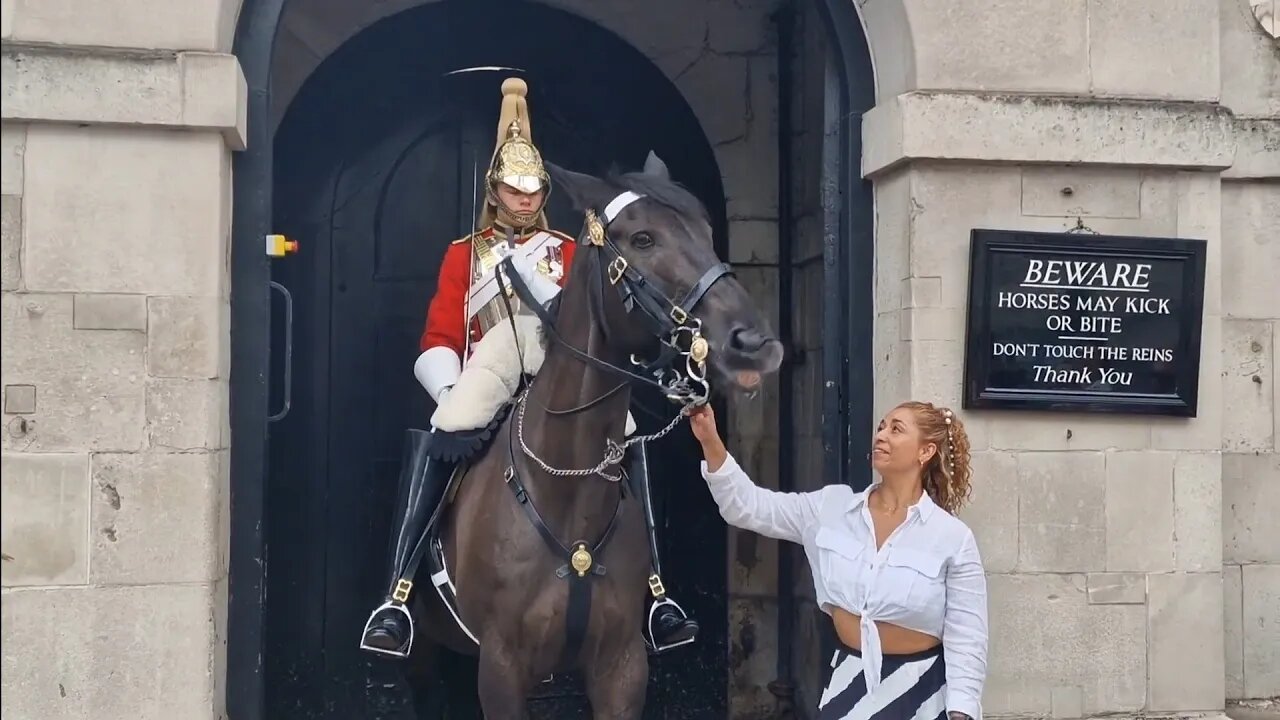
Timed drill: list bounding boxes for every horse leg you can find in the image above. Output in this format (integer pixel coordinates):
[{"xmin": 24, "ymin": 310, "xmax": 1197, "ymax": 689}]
[
  {"xmin": 476, "ymin": 640, "xmax": 532, "ymax": 720},
  {"xmin": 582, "ymin": 637, "xmax": 649, "ymax": 720}
]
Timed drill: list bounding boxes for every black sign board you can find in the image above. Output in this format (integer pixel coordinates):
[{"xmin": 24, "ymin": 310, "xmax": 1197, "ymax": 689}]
[{"xmin": 963, "ymin": 229, "xmax": 1207, "ymax": 417}]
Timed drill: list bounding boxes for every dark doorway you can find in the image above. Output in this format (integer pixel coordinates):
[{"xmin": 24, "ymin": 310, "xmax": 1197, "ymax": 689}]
[{"xmin": 263, "ymin": 2, "xmax": 729, "ymax": 717}]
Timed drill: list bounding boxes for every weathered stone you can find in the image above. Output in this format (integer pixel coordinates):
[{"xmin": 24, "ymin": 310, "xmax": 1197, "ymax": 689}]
[
  {"xmin": 1223, "ymin": 452, "xmax": 1280, "ymax": 564},
  {"xmin": 1222, "ymin": 183, "xmax": 1280, "ymax": 320},
  {"xmin": 22, "ymin": 126, "xmax": 227, "ymax": 295},
  {"xmin": 898, "ymin": 307, "xmax": 963, "ymax": 342},
  {"xmin": 705, "ymin": 0, "xmax": 771, "ymax": 53},
  {"xmin": 1088, "ymin": 0, "xmax": 1220, "ymax": 101},
  {"xmin": 89, "ymin": 452, "xmax": 219, "ymax": 585},
  {"xmin": 1087, "ymin": 572, "xmax": 1146, "ymax": 605},
  {"xmin": 1147, "ymin": 573, "xmax": 1226, "ymax": 710},
  {"xmin": 985, "ymin": 574, "xmax": 1145, "ymax": 715},
  {"xmin": 908, "ymin": 0, "xmax": 1089, "ymax": 94},
  {"xmin": 1219, "ymin": 0, "xmax": 1280, "ymax": 118},
  {"xmin": 1151, "ymin": 315, "xmax": 1224, "ymax": 451},
  {"xmin": 1224, "ymin": 119, "xmax": 1280, "ymax": 180},
  {"xmin": 1051, "ymin": 685, "xmax": 1085, "ymax": 719},
  {"xmin": 146, "ymin": 378, "xmax": 224, "ymax": 451},
  {"xmin": 147, "ymin": 296, "xmax": 223, "ymax": 379},
  {"xmin": 990, "ymin": 412, "xmax": 1150, "ymax": 451},
  {"xmin": 957, "ymin": 451, "xmax": 1018, "ymax": 573},
  {"xmin": 1020, "ymin": 166, "xmax": 1142, "ymax": 218},
  {"xmin": 0, "ymin": 584, "xmax": 216, "ymax": 720},
  {"xmin": 1241, "ymin": 563, "xmax": 1280, "ymax": 698},
  {"xmin": 5, "ymin": 0, "xmax": 231, "ymax": 50},
  {"xmin": 1224, "ymin": 564, "xmax": 1245, "ymax": 699},
  {"xmin": 728, "ymin": 219, "xmax": 778, "ymax": 264},
  {"xmin": 3, "ymin": 384, "xmax": 35, "ymax": 414},
  {"xmin": 865, "ymin": 94, "xmax": 1234, "ymax": 179},
  {"xmin": 1016, "ymin": 452, "xmax": 1106, "ymax": 572},
  {"xmin": 1218, "ymin": 325, "xmax": 1269, "ymax": 448},
  {"xmin": 72, "ymin": 293, "xmax": 146, "ymax": 331},
  {"xmin": 727, "ymin": 596, "xmax": 779, "ymax": 720},
  {"xmin": 673, "ymin": 54, "xmax": 751, "ymax": 147},
  {"xmin": 1105, "ymin": 452, "xmax": 1175, "ymax": 572},
  {"xmin": 1, "ymin": 194, "xmax": 19, "ymax": 291},
  {"xmin": 900, "ymin": 276, "xmax": 942, "ymax": 309},
  {"xmin": 0, "ymin": 123, "xmax": 25, "ymax": 195},
  {"xmin": 0, "ymin": 453, "xmax": 88, "ymax": 586},
  {"xmin": 0, "ymin": 293, "xmax": 144, "ymax": 452},
  {"xmin": 1173, "ymin": 452, "xmax": 1224, "ymax": 571}
]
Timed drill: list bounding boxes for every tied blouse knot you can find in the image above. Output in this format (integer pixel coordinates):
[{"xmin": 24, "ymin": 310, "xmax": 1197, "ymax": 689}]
[{"xmin": 701, "ymin": 454, "xmax": 989, "ymax": 720}]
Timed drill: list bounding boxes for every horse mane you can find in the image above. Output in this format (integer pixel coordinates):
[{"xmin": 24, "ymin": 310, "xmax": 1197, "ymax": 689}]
[{"xmin": 602, "ymin": 168, "xmax": 711, "ymax": 225}]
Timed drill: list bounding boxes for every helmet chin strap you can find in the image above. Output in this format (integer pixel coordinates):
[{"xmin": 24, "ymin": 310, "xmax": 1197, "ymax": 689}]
[{"xmin": 489, "ymin": 186, "xmax": 547, "ymax": 230}]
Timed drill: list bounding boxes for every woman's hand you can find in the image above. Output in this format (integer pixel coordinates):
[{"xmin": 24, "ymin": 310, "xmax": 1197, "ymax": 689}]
[{"xmin": 687, "ymin": 404, "xmax": 728, "ymax": 472}]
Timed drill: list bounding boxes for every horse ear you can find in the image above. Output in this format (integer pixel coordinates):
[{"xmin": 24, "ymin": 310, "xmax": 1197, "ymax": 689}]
[
  {"xmin": 642, "ymin": 151, "xmax": 670, "ymax": 180},
  {"xmin": 547, "ymin": 161, "xmax": 614, "ymax": 212}
]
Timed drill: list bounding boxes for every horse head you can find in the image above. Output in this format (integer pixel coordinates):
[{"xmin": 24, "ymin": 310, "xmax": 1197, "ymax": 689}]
[{"xmin": 547, "ymin": 153, "xmax": 784, "ymax": 396}]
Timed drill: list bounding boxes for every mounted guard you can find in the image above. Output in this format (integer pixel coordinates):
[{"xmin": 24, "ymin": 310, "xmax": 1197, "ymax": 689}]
[{"xmin": 359, "ymin": 77, "xmax": 699, "ymax": 660}]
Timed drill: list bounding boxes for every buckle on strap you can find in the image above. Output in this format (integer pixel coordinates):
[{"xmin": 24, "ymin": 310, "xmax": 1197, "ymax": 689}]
[
  {"xmin": 392, "ymin": 578, "xmax": 413, "ymax": 604},
  {"xmin": 669, "ymin": 305, "xmax": 688, "ymax": 325},
  {"xmin": 608, "ymin": 256, "xmax": 628, "ymax": 285},
  {"xmin": 648, "ymin": 573, "xmax": 667, "ymax": 598}
]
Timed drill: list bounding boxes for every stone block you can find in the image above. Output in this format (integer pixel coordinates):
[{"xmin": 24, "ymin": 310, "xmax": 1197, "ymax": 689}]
[
  {"xmin": 873, "ymin": 170, "xmax": 911, "ymax": 310},
  {"xmin": 3, "ymin": 384, "xmax": 34, "ymax": 414},
  {"xmin": 5, "ymin": 0, "xmax": 228, "ymax": 50},
  {"xmin": 989, "ymin": 413, "xmax": 1150, "ymax": 451},
  {"xmin": 901, "ymin": 276, "xmax": 942, "ymax": 309},
  {"xmin": 1225, "ymin": 119, "xmax": 1280, "ymax": 180},
  {"xmin": 1087, "ymin": 573, "xmax": 1146, "ymax": 604},
  {"xmin": 146, "ymin": 378, "xmax": 225, "ymax": 451},
  {"xmin": 1241, "ymin": 563, "xmax": 1280, "ymax": 697},
  {"xmin": 1051, "ymin": 686, "xmax": 1085, "ymax": 719},
  {"xmin": 908, "ymin": 0, "xmax": 1089, "ymax": 94},
  {"xmin": 863, "ymin": 94, "xmax": 1234, "ymax": 179},
  {"xmin": 729, "ymin": 219, "xmax": 778, "ymax": 264},
  {"xmin": 1016, "ymin": 452, "xmax": 1106, "ymax": 572},
  {"xmin": 705, "ymin": 0, "xmax": 771, "ymax": 53},
  {"xmin": 1020, "ymin": 167, "xmax": 1142, "ymax": 218},
  {"xmin": 1176, "ymin": 172, "xmax": 1224, "ymax": 321},
  {"xmin": 0, "ymin": 453, "xmax": 88, "ymax": 586},
  {"xmin": 1, "ymin": 194, "xmax": 19, "ymax": 291},
  {"xmin": 1105, "ymin": 452, "xmax": 1175, "ymax": 572},
  {"xmin": 1147, "ymin": 573, "xmax": 1226, "ymax": 710},
  {"xmin": 1151, "ymin": 314, "xmax": 1224, "ymax": 451},
  {"xmin": 89, "ymin": 452, "xmax": 219, "ymax": 585},
  {"xmin": 0, "ymin": 293, "xmax": 144, "ymax": 452},
  {"xmin": 0, "ymin": 123, "xmax": 24, "ymax": 195},
  {"xmin": 1173, "ymin": 452, "xmax": 1224, "ymax": 571},
  {"xmin": 1222, "ymin": 182, "xmax": 1280, "ymax": 320},
  {"xmin": 957, "ymin": 451, "xmax": 1018, "ymax": 573},
  {"xmin": 1223, "ymin": 452, "xmax": 1280, "ymax": 563},
  {"xmin": 72, "ymin": 293, "xmax": 146, "ymax": 331},
  {"xmin": 147, "ymin": 296, "xmax": 223, "ymax": 379},
  {"xmin": 1088, "ymin": 0, "xmax": 1220, "ymax": 101},
  {"xmin": 984, "ymin": 574, "xmax": 1145, "ymax": 715},
  {"xmin": 22, "ymin": 126, "xmax": 227, "ymax": 295},
  {"xmin": 899, "ymin": 307, "xmax": 963, "ymax": 342},
  {"xmin": 1223, "ymin": 320, "xmax": 1275, "ymax": 451},
  {"xmin": 1224, "ymin": 564, "xmax": 1245, "ymax": 699},
  {"xmin": 0, "ymin": 584, "xmax": 216, "ymax": 720},
  {"xmin": 675, "ymin": 54, "xmax": 752, "ymax": 147},
  {"xmin": 179, "ymin": 52, "xmax": 247, "ymax": 151},
  {"xmin": 1220, "ymin": 0, "xmax": 1280, "ymax": 118},
  {"xmin": 727, "ymin": 596, "xmax": 779, "ymax": 719}
]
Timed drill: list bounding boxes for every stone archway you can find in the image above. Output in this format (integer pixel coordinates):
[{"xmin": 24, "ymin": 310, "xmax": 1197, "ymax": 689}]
[{"xmin": 225, "ymin": 0, "xmax": 883, "ymax": 717}]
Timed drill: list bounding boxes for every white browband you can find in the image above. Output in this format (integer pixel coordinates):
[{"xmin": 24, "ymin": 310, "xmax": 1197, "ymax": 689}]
[{"xmin": 601, "ymin": 191, "xmax": 645, "ymax": 224}]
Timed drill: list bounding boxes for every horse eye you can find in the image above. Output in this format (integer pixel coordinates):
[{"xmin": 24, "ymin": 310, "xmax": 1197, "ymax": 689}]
[{"xmin": 630, "ymin": 232, "xmax": 655, "ymax": 249}]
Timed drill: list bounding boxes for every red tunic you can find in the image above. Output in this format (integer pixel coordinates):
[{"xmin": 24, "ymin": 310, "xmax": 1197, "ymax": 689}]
[{"xmin": 420, "ymin": 227, "xmax": 577, "ymax": 358}]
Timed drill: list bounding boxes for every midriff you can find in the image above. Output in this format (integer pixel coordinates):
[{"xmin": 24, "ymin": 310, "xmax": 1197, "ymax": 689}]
[{"xmin": 832, "ymin": 606, "xmax": 940, "ymax": 655}]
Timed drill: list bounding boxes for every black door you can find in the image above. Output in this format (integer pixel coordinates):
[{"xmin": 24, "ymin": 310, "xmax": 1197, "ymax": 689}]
[{"xmin": 266, "ymin": 3, "xmax": 731, "ymax": 718}]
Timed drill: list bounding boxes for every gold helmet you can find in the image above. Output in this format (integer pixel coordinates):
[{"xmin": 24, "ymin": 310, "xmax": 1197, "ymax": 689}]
[{"xmin": 480, "ymin": 78, "xmax": 550, "ymax": 230}]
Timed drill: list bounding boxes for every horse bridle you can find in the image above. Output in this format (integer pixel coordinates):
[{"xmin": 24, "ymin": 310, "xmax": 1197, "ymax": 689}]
[{"xmin": 498, "ymin": 189, "xmax": 735, "ymax": 404}]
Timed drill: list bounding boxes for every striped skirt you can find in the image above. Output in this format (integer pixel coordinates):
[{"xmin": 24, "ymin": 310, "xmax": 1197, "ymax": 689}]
[{"xmin": 818, "ymin": 644, "xmax": 947, "ymax": 720}]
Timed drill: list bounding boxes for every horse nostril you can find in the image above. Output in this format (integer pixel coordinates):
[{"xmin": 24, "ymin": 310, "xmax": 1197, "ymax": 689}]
[{"xmin": 728, "ymin": 327, "xmax": 767, "ymax": 353}]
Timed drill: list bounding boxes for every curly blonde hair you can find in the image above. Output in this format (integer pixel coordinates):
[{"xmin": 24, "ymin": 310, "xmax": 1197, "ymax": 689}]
[{"xmin": 895, "ymin": 401, "xmax": 973, "ymax": 515}]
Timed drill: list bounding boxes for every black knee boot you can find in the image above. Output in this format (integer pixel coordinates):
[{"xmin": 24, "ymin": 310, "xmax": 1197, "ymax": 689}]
[
  {"xmin": 627, "ymin": 441, "xmax": 699, "ymax": 653},
  {"xmin": 360, "ymin": 428, "xmax": 455, "ymax": 658}
]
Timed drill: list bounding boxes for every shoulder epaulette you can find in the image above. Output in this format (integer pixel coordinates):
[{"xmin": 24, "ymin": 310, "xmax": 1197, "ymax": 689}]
[
  {"xmin": 545, "ymin": 229, "xmax": 577, "ymax": 243},
  {"xmin": 451, "ymin": 227, "xmax": 494, "ymax": 245}
]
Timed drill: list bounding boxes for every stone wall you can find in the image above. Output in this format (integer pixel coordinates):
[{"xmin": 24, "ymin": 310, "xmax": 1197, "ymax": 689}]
[{"xmin": 1219, "ymin": 0, "xmax": 1280, "ymax": 701}]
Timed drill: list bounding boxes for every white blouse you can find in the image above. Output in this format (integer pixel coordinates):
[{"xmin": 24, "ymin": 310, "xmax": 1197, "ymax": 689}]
[{"xmin": 702, "ymin": 453, "xmax": 988, "ymax": 720}]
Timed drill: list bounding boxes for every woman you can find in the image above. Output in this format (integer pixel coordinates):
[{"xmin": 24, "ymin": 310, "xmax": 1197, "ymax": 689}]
[{"xmin": 688, "ymin": 401, "xmax": 988, "ymax": 720}]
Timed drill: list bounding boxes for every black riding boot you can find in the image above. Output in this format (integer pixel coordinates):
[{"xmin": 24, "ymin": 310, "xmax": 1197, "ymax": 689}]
[
  {"xmin": 627, "ymin": 441, "xmax": 699, "ymax": 653},
  {"xmin": 360, "ymin": 428, "xmax": 455, "ymax": 658}
]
